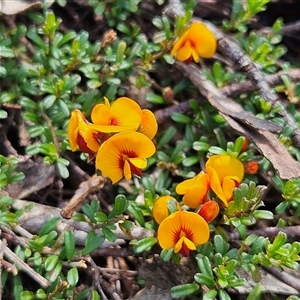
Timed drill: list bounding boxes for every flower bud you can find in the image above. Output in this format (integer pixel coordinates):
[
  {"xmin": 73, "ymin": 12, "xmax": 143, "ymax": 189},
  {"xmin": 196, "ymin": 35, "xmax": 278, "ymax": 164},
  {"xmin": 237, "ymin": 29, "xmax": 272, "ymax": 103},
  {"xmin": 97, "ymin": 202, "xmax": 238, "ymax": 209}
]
[{"xmin": 198, "ymin": 200, "xmax": 219, "ymax": 223}]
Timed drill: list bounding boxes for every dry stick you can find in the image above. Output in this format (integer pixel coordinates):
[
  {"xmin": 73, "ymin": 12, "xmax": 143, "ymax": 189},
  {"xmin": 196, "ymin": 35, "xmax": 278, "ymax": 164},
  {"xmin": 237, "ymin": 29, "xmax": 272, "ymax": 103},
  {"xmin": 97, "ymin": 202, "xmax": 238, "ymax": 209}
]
[
  {"xmin": 155, "ymin": 68, "xmax": 300, "ymax": 123},
  {"xmin": 0, "ymin": 239, "xmax": 51, "ymax": 288},
  {"xmin": 265, "ymin": 266, "xmax": 300, "ymax": 293},
  {"xmin": 204, "ymin": 20, "xmax": 300, "ymax": 148},
  {"xmin": 175, "ymin": 62, "xmax": 300, "ymax": 179}
]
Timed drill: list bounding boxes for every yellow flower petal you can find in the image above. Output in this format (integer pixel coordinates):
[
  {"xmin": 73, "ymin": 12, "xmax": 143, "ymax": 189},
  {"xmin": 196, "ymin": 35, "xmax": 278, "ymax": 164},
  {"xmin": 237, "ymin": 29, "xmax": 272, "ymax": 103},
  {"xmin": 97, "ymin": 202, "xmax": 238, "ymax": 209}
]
[
  {"xmin": 68, "ymin": 110, "xmax": 81, "ymax": 151},
  {"xmin": 189, "ymin": 23, "xmax": 217, "ymax": 58},
  {"xmin": 139, "ymin": 109, "xmax": 158, "ymax": 139},
  {"xmin": 91, "ymin": 97, "xmax": 142, "ymax": 133},
  {"xmin": 152, "ymin": 195, "xmax": 180, "ymax": 224},
  {"xmin": 91, "ymin": 103, "xmax": 110, "ymax": 125},
  {"xmin": 96, "ymin": 131, "xmax": 155, "ymax": 184},
  {"xmin": 171, "ymin": 22, "xmax": 217, "ymax": 62},
  {"xmin": 175, "ymin": 177, "xmax": 198, "ymax": 195},
  {"xmin": 176, "ymin": 172, "xmax": 210, "ymax": 208},
  {"xmin": 68, "ymin": 110, "xmax": 100, "ymax": 153},
  {"xmin": 123, "ymin": 159, "xmax": 132, "ymax": 180},
  {"xmin": 157, "ymin": 211, "xmax": 209, "ymax": 252},
  {"xmin": 222, "ymin": 176, "xmax": 237, "ymax": 202},
  {"xmin": 110, "ymin": 97, "xmax": 142, "ymax": 129},
  {"xmin": 206, "ymin": 166, "xmax": 227, "ymax": 205},
  {"xmin": 206, "ymin": 154, "xmax": 244, "ymax": 183}
]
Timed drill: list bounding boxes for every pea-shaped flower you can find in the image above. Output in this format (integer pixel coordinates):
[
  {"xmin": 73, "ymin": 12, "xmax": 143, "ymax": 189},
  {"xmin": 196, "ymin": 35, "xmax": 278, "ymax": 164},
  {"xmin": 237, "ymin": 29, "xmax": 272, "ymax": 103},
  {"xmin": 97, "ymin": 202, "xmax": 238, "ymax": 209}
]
[
  {"xmin": 96, "ymin": 131, "xmax": 155, "ymax": 184},
  {"xmin": 171, "ymin": 22, "xmax": 217, "ymax": 63},
  {"xmin": 206, "ymin": 154, "xmax": 244, "ymax": 206},
  {"xmin": 157, "ymin": 211, "xmax": 210, "ymax": 257}
]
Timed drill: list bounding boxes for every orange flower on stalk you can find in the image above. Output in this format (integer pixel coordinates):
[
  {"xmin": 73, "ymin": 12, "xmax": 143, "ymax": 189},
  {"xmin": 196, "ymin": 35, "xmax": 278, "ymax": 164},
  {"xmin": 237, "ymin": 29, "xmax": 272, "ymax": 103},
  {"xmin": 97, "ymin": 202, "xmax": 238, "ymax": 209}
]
[
  {"xmin": 170, "ymin": 22, "xmax": 217, "ymax": 63},
  {"xmin": 175, "ymin": 172, "xmax": 210, "ymax": 208},
  {"xmin": 96, "ymin": 131, "xmax": 155, "ymax": 184},
  {"xmin": 88, "ymin": 97, "xmax": 142, "ymax": 138},
  {"xmin": 152, "ymin": 195, "xmax": 181, "ymax": 224},
  {"xmin": 68, "ymin": 110, "xmax": 100, "ymax": 160},
  {"xmin": 157, "ymin": 211, "xmax": 210, "ymax": 257},
  {"xmin": 206, "ymin": 154, "xmax": 244, "ymax": 207}
]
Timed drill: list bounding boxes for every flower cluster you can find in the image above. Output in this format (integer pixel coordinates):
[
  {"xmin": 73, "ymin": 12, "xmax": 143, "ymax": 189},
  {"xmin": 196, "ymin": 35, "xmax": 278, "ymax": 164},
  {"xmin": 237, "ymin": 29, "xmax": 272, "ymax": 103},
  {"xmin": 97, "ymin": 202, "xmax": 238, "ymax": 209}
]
[
  {"xmin": 171, "ymin": 22, "xmax": 217, "ymax": 63},
  {"xmin": 68, "ymin": 97, "xmax": 157, "ymax": 184},
  {"xmin": 153, "ymin": 154, "xmax": 245, "ymax": 256}
]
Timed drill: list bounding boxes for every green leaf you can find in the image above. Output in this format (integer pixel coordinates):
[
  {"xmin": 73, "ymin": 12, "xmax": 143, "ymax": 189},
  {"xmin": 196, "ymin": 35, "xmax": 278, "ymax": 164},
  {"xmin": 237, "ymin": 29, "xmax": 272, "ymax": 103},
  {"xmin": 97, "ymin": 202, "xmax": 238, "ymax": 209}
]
[
  {"xmin": 214, "ymin": 235, "xmax": 229, "ymax": 255},
  {"xmin": 203, "ymin": 290, "xmax": 218, "ymax": 300},
  {"xmin": 91, "ymin": 290, "xmax": 101, "ymax": 300},
  {"xmin": 132, "ymin": 237, "xmax": 157, "ymax": 253},
  {"xmin": 82, "ymin": 203, "xmax": 96, "ymax": 223},
  {"xmin": 102, "ymin": 227, "xmax": 117, "ymax": 242},
  {"xmin": 46, "ymin": 262, "xmax": 62, "ymax": 282},
  {"xmin": 127, "ymin": 204, "xmax": 145, "ymax": 227},
  {"xmin": 269, "ymin": 232, "xmax": 287, "ymax": 252},
  {"xmin": 194, "ymin": 273, "xmax": 215, "ymax": 289},
  {"xmin": 44, "ymin": 255, "xmax": 59, "ymax": 272},
  {"xmin": 253, "ymin": 210, "xmax": 273, "ymax": 220},
  {"xmin": 218, "ymin": 289, "xmax": 231, "ymax": 300},
  {"xmin": 56, "ymin": 161, "xmax": 69, "ymax": 179},
  {"xmin": 208, "ymin": 146, "xmax": 227, "ymax": 155},
  {"xmin": 160, "ymin": 249, "xmax": 174, "ymax": 262},
  {"xmin": 67, "ymin": 267, "xmax": 79, "ymax": 287},
  {"xmin": 170, "ymin": 283, "xmax": 199, "ymax": 299},
  {"xmin": 109, "ymin": 194, "xmax": 127, "ymax": 217},
  {"xmin": 182, "ymin": 156, "xmax": 198, "ymax": 167},
  {"xmin": 158, "ymin": 126, "xmax": 177, "ymax": 147},
  {"xmin": 196, "ymin": 255, "xmax": 213, "ymax": 278},
  {"xmin": 82, "ymin": 234, "xmax": 104, "ymax": 255},
  {"xmin": 246, "ymin": 284, "xmax": 263, "ymax": 300},
  {"xmin": 171, "ymin": 112, "xmax": 191, "ymax": 124},
  {"xmin": 64, "ymin": 231, "xmax": 75, "ymax": 260},
  {"xmin": 146, "ymin": 93, "xmax": 165, "ymax": 104},
  {"xmin": 39, "ymin": 217, "xmax": 60, "ymax": 236}
]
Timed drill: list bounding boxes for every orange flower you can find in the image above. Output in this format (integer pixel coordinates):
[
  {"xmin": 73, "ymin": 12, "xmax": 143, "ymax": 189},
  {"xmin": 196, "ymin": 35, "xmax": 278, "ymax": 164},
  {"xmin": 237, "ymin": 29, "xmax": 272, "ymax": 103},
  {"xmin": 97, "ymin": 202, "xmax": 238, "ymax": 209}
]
[
  {"xmin": 95, "ymin": 131, "xmax": 155, "ymax": 184},
  {"xmin": 170, "ymin": 22, "xmax": 217, "ymax": 63},
  {"xmin": 68, "ymin": 109, "xmax": 100, "ymax": 160},
  {"xmin": 157, "ymin": 211, "xmax": 210, "ymax": 256},
  {"xmin": 198, "ymin": 200, "xmax": 219, "ymax": 223},
  {"xmin": 88, "ymin": 97, "xmax": 142, "ymax": 136},
  {"xmin": 152, "ymin": 195, "xmax": 181, "ymax": 224},
  {"xmin": 175, "ymin": 172, "xmax": 210, "ymax": 208},
  {"xmin": 206, "ymin": 154, "xmax": 244, "ymax": 206},
  {"xmin": 138, "ymin": 109, "xmax": 158, "ymax": 140}
]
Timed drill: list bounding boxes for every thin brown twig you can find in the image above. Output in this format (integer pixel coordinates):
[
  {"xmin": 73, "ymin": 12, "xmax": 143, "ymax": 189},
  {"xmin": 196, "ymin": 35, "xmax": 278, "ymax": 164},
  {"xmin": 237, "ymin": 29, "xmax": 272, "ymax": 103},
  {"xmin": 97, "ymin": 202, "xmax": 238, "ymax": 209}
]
[
  {"xmin": 0, "ymin": 239, "xmax": 51, "ymax": 288},
  {"xmin": 154, "ymin": 68, "xmax": 300, "ymax": 123}
]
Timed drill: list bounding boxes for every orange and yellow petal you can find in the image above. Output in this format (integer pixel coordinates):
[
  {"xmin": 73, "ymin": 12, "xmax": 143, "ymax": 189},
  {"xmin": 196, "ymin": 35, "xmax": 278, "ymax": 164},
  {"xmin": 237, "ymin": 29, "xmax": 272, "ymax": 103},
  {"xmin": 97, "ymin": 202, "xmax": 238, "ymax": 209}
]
[
  {"xmin": 206, "ymin": 154, "xmax": 244, "ymax": 183},
  {"xmin": 68, "ymin": 110, "xmax": 81, "ymax": 151},
  {"xmin": 222, "ymin": 176, "xmax": 238, "ymax": 202},
  {"xmin": 189, "ymin": 23, "xmax": 217, "ymax": 58},
  {"xmin": 170, "ymin": 27, "xmax": 191, "ymax": 57},
  {"xmin": 198, "ymin": 201, "xmax": 219, "ymax": 223},
  {"xmin": 182, "ymin": 185, "xmax": 208, "ymax": 208},
  {"xmin": 110, "ymin": 97, "xmax": 142, "ymax": 129},
  {"xmin": 176, "ymin": 172, "xmax": 210, "ymax": 208},
  {"xmin": 139, "ymin": 109, "xmax": 158, "ymax": 139},
  {"xmin": 206, "ymin": 166, "xmax": 227, "ymax": 205},
  {"xmin": 95, "ymin": 131, "xmax": 155, "ymax": 184},
  {"xmin": 152, "ymin": 195, "xmax": 181, "ymax": 224},
  {"xmin": 170, "ymin": 22, "xmax": 216, "ymax": 62},
  {"xmin": 157, "ymin": 211, "xmax": 210, "ymax": 251},
  {"xmin": 91, "ymin": 103, "xmax": 111, "ymax": 125}
]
